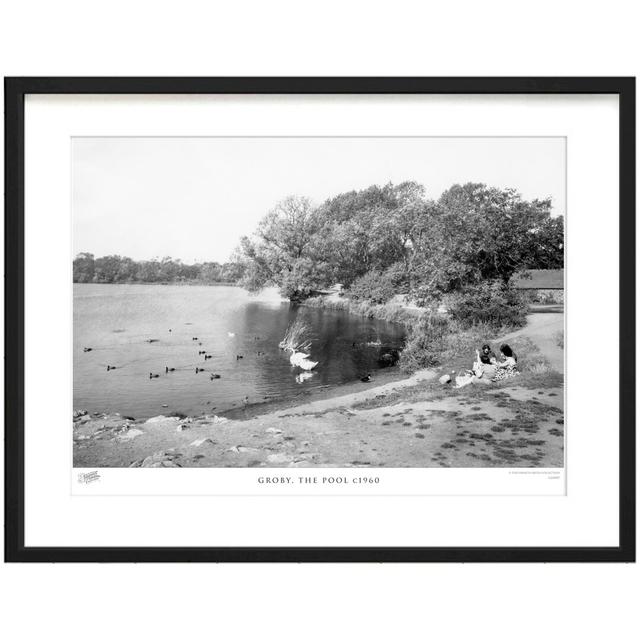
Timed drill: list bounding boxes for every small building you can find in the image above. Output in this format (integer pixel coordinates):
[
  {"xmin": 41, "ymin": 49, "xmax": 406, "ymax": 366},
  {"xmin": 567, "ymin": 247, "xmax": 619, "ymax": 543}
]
[
  {"xmin": 512, "ymin": 269, "xmax": 564, "ymax": 303},
  {"xmin": 314, "ymin": 283, "xmax": 344, "ymax": 296}
]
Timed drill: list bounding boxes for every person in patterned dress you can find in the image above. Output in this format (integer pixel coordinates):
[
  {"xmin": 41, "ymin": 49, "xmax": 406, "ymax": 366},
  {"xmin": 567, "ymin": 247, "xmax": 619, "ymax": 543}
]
[{"xmin": 493, "ymin": 344, "xmax": 520, "ymax": 381}]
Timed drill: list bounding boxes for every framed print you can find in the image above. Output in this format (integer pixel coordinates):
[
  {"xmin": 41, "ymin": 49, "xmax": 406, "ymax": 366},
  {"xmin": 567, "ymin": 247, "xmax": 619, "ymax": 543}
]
[{"xmin": 4, "ymin": 77, "xmax": 635, "ymax": 562}]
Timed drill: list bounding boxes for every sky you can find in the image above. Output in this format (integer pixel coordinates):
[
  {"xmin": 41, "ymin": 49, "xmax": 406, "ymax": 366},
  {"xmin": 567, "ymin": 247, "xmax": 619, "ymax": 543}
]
[{"xmin": 72, "ymin": 137, "xmax": 566, "ymax": 264}]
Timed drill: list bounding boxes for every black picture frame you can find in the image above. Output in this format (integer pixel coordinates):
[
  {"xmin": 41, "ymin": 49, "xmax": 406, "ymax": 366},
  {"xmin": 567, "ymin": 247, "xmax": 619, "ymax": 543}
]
[{"xmin": 4, "ymin": 77, "xmax": 636, "ymax": 563}]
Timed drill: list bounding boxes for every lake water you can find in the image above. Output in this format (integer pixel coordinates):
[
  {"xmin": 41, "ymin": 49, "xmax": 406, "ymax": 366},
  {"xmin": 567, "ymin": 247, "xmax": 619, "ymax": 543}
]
[{"xmin": 74, "ymin": 284, "xmax": 406, "ymax": 418}]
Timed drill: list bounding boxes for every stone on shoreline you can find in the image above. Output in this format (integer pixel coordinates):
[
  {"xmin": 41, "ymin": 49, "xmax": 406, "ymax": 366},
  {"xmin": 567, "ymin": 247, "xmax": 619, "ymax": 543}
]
[
  {"xmin": 129, "ymin": 450, "xmax": 183, "ymax": 468},
  {"xmin": 267, "ymin": 452, "xmax": 294, "ymax": 464},
  {"xmin": 145, "ymin": 415, "xmax": 180, "ymax": 424},
  {"xmin": 116, "ymin": 427, "xmax": 144, "ymax": 442},
  {"xmin": 228, "ymin": 445, "xmax": 259, "ymax": 454},
  {"xmin": 190, "ymin": 438, "xmax": 215, "ymax": 447}
]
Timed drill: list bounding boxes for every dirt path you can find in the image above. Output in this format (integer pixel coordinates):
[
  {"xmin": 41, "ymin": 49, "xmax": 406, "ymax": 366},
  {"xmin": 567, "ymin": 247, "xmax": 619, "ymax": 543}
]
[{"xmin": 500, "ymin": 312, "xmax": 564, "ymax": 372}]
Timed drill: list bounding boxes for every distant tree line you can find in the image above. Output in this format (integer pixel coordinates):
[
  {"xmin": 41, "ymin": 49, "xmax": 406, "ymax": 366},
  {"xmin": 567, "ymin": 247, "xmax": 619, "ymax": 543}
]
[
  {"xmin": 237, "ymin": 181, "xmax": 564, "ymax": 303},
  {"xmin": 73, "ymin": 253, "xmax": 246, "ymax": 285}
]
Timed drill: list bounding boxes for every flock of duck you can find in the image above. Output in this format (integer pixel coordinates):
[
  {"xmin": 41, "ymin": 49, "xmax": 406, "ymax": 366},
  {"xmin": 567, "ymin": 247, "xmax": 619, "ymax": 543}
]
[
  {"xmin": 82, "ymin": 328, "xmax": 392, "ymax": 389},
  {"xmin": 83, "ymin": 329, "xmax": 251, "ymax": 382},
  {"xmin": 82, "ymin": 329, "xmax": 320, "ymax": 383}
]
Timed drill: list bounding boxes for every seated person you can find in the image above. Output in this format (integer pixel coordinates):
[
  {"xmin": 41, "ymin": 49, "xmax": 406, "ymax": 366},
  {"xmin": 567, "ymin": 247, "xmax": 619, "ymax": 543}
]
[
  {"xmin": 479, "ymin": 343, "xmax": 497, "ymax": 365},
  {"xmin": 474, "ymin": 345, "xmax": 497, "ymax": 380},
  {"xmin": 455, "ymin": 348, "xmax": 497, "ymax": 388},
  {"xmin": 493, "ymin": 344, "xmax": 520, "ymax": 381}
]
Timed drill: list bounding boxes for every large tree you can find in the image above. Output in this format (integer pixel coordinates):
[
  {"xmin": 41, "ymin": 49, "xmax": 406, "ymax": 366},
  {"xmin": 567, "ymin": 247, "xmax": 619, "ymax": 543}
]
[
  {"xmin": 312, "ymin": 182, "xmax": 425, "ymax": 287},
  {"xmin": 238, "ymin": 195, "xmax": 331, "ymax": 300},
  {"xmin": 417, "ymin": 183, "xmax": 563, "ymax": 290}
]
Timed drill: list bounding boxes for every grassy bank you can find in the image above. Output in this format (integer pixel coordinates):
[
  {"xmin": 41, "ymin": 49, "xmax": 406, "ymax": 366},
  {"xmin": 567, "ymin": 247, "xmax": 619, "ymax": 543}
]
[
  {"xmin": 399, "ymin": 315, "xmax": 525, "ymax": 373},
  {"xmin": 302, "ymin": 293, "xmax": 529, "ymax": 375}
]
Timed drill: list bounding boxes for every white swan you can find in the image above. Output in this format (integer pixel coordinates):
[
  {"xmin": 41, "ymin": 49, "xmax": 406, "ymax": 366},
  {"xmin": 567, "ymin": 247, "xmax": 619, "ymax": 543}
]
[
  {"xmin": 286, "ymin": 347, "xmax": 318, "ymax": 370},
  {"xmin": 289, "ymin": 349, "xmax": 309, "ymax": 366},
  {"xmin": 228, "ymin": 332, "xmax": 235, "ymax": 338},
  {"xmin": 297, "ymin": 356, "xmax": 318, "ymax": 371}
]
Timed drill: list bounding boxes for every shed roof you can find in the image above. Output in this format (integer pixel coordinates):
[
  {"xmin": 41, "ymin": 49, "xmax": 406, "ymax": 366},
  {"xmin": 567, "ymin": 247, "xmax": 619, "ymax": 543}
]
[{"xmin": 512, "ymin": 269, "xmax": 564, "ymax": 289}]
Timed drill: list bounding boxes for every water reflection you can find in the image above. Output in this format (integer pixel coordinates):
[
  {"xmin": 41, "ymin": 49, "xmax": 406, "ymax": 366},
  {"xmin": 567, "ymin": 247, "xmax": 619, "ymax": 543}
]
[{"xmin": 74, "ymin": 284, "xmax": 406, "ymax": 418}]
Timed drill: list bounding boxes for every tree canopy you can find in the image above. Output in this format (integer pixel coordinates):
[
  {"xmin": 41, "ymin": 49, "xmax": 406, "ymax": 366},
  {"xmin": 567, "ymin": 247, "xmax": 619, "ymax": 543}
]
[{"xmin": 237, "ymin": 181, "xmax": 564, "ymax": 302}]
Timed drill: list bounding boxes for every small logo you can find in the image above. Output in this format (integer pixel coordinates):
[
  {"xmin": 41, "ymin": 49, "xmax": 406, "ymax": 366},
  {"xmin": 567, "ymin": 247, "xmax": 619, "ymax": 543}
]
[{"xmin": 78, "ymin": 470, "xmax": 101, "ymax": 484}]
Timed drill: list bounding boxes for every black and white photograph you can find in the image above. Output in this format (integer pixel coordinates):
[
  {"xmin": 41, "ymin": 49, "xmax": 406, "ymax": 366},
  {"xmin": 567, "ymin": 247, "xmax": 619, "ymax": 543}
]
[
  {"xmin": 2, "ymin": 2, "xmax": 638, "ymax": 636},
  {"xmin": 72, "ymin": 136, "xmax": 565, "ymax": 470},
  {"xmin": 3, "ymin": 75, "xmax": 634, "ymax": 567}
]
